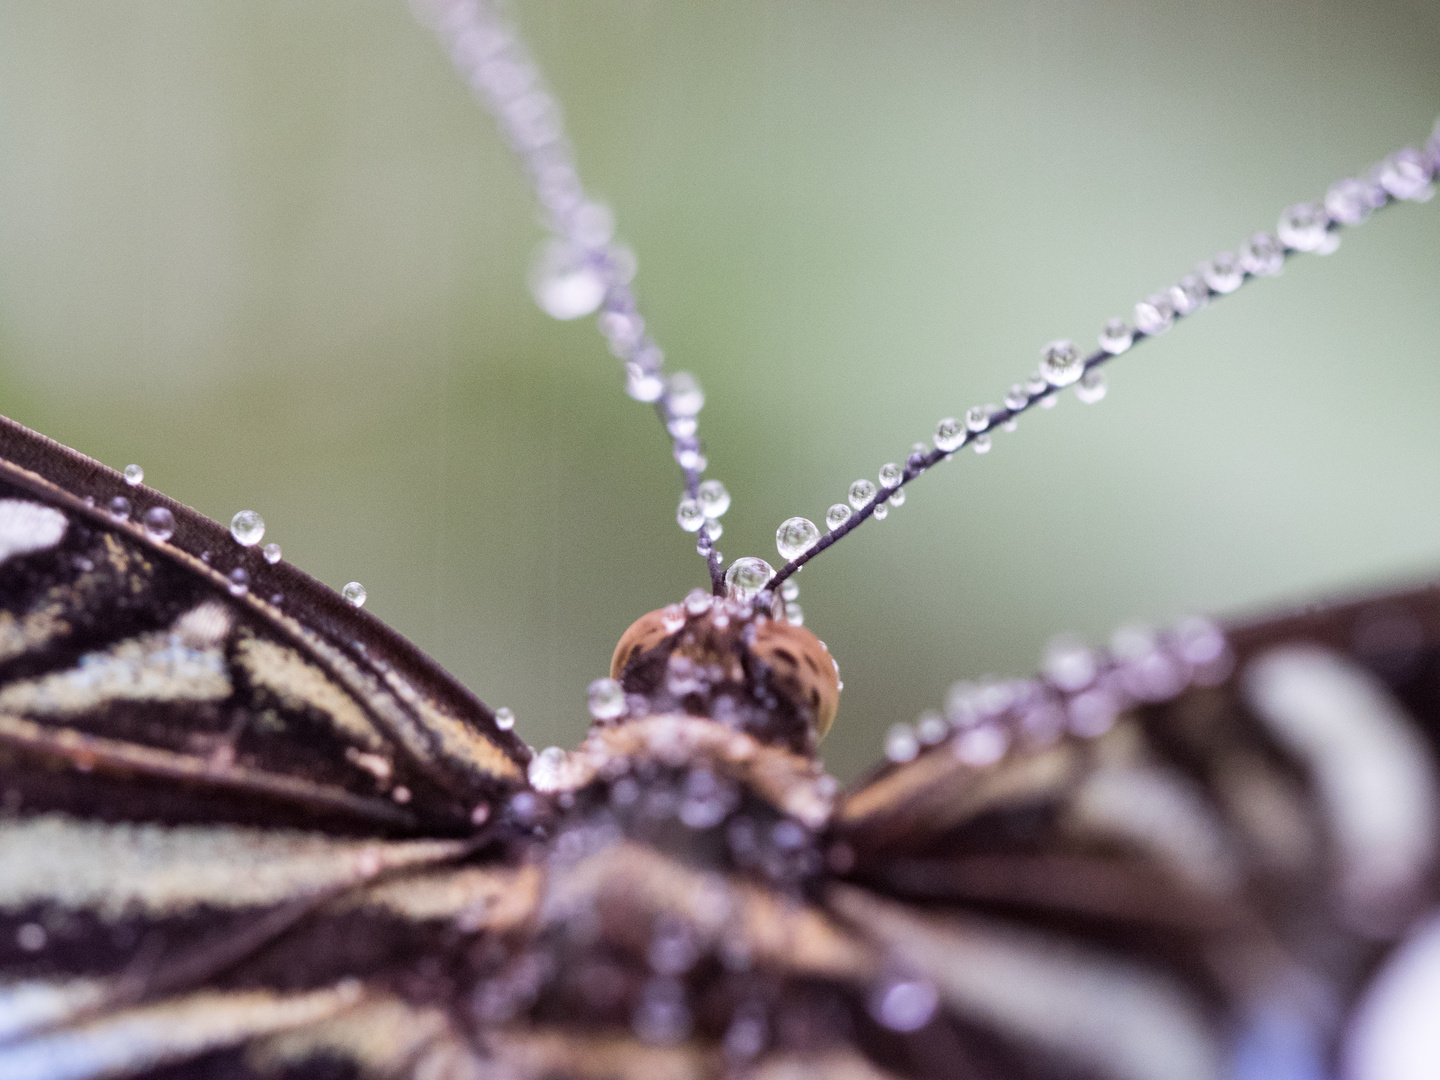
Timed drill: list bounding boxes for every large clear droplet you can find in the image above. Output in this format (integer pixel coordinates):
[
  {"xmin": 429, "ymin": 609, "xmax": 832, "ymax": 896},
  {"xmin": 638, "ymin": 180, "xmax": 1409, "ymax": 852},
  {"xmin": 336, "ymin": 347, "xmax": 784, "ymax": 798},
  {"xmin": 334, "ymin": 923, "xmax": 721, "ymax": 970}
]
[
  {"xmin": 341, "ymin": 581, "xmax": 367, "ymax": 608},
  {"xmin": 1277, "ymin": 202, "xmax": 1330, "ymax": 252},
  {"xmin": 664, "ymin": 372, "xmax": 704, "ymax": 417},
  {"xmin": 230, "ymin": 510, "xmax": 265, "ymax": 547},
  {"xmin": 262, "ymin": 542, "xmax": 282, "ymax": 565},
  {"xmin": 697, "ymin": 480, "xmax": 730, "ymax": 518},
  {"xmin": 878, "ymin": 463, "xmax": 903, "ymax": 489},
  {"xmin": 965, "ymin": 406, "xmax": 991, "ymax": 433},
  {"xmin": 588, "ymin": 677, "xmax": 627, "ymax": 721},
  {"xmin": 677, "ymin": 499, "xmax": 705, "ymax": 533},
  {"xmin": 724, "ymin": 557, "xmax": 775, "ymax": 601},
  {"xmin": 1075, "ymin": 368, "xmax": 1107, "ymax": 404},
  {"xmin": 123, "ymin": 464, "xmax": 144, "ymax": 487},
  {"xmin": 826, "ymin": 503, "xmax": 852, "ymax": 531},
  {"xmin": 495, "ymin": 706, "xmax": 516, "ymax": 731},
  {"xmin": 530, "ymin": 240, "xmax": 605, "ymax": 320},
  {"xmin": 1098, "ymin": 318, "xmax": 1133, "ymax": 355},
  {"xmin": 1133, "ymin": 293, "xmax": 1174, "ymax": 336},
  {"xmin": 141, "ymin": 506, "xmax": 175, "ymax": 542},
  {"xmin": 848, "ymin": 479, "xmax": 877, "ymax": 510},
  {"xmin": 1239, "ymin": 232, "xmax": 1284, "ymax": 277},
  {"xmin": 1201, "ymin": 252, "xmax": 1244, "ymax": 294},
  {"xmin": 1039, "ymin": 340, "xmax": 1083, "ymax": 387},
  {"xmin": 934, "ymin": 417, "xmax": 964, "ymax": 453},
  {"xmin": 776, "ymin": 517, "xmax": 820, "ymax": 561}
]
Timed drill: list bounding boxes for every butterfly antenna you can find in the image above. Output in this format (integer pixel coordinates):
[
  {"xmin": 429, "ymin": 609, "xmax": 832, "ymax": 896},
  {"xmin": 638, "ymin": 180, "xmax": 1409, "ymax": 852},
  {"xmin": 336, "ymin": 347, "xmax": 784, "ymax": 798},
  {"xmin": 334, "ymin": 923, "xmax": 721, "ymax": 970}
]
[
  {"xmin": 763, "ymin": 122, "xmax": 1440, "ymax": 601},
  {"xmin": 414, "ymin": 0, "xmax": 728, "ymax": 593}
]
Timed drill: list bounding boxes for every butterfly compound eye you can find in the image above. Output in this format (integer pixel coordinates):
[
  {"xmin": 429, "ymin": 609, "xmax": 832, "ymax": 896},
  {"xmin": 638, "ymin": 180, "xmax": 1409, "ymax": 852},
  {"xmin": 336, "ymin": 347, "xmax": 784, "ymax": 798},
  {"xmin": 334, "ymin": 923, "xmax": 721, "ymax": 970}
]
[
  {"xmin": 750, "ymin": 619, "xmax": 841, "ymax": 742},
  {"xmin": 610, "ymin": 609, "xmax": 677, "ymax": 680}
]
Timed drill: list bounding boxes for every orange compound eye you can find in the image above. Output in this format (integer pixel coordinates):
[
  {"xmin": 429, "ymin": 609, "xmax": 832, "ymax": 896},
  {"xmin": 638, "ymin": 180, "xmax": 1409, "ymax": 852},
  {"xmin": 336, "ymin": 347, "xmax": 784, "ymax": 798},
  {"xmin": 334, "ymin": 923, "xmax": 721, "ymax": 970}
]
[
  {"xmin": 610, "ymin": 608, "xmax": 678, "ymax": 680},
  {"xmin": 750, "ymin": 619, "xmax": 841, "ymax": 742}
]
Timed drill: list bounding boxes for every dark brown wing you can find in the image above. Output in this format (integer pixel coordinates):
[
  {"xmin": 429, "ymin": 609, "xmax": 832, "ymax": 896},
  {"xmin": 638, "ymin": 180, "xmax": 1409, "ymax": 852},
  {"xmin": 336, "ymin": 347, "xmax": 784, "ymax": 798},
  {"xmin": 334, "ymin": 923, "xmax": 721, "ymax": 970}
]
[
  {"xmin": 829, "ymin": 580, "xmax": 1440, "ymax": 1080},
  {"xmin": 0, "ymin": 413, "xmax": 537, "ymax": 1078}
]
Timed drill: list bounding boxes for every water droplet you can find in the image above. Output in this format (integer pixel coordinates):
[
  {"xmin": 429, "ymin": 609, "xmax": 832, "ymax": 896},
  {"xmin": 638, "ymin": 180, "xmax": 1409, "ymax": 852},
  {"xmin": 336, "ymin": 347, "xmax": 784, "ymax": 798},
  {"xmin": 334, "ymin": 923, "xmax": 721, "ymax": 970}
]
[
  {"xmin": 495, "ymin": 707, "xmax": 516, "ymax": 731},
  {"xmin": 916, "ymin": 712, "xmax": 949, "ymax": 745},
  {"xmin": 1098, "ymin": 318, "xmax": 1133, "ymax": 354},
  {"xmin": 1004, "ymin": 385, "xmax": 1029, "ymax": 410},
  {"xmin": 885, "ymin": 723, "xmax": 919, "ymax": 763},
  {"xmin": 528, "ymin": 745, "xmax": 568, "ymax": 789},
  {"xmin": 697, "ymin": 480, "xmax": 731, "ymax": 518},
  {"xmin": 1133, "ymin": 293, "xmax": 1174, "ymax": 336},
  {"xmin": 684, "ymin": 589, "xmax": 712, "ymax": 616},
  {"xmin": 1201, "ymin": 252, "xmax": 1244, "ymax": 294},
  {"xmin": 724, "ymin": 557, "xmax": 775, "ymax": 601},
  {"xmin": 141, "ymin": 506, "xmax": 175, "ymax": 542},
  {"xmin": 971, "ymin": 434, "xmax": 992, "ymax": 454},
  {"xmin": 15, "ymin": 922, "xmax": 46, "ymax": 953},
  {"xmin": 625, "ymin": 363, "xmax": 665, "ymax": 403},
  {"xmin": 666, "ymin": 416, "xmax": 697, "ymax": 438},
  {"xmin": 825, "ymin": 503, "xmax": 852, "ymax": 531},
  {"xmin": 664, "ymin": 372, "xmax": 704, "ymax": 417},
  {"xmin": 1044, "ymin": 635, "xmax": 1097, "ymax": 691},
  {"xmin": 870, "ymin": 978, "xmax": 938, "ymax": 1032},
  {"xmin": 785, "ymin": 601, "xmax": 804, "ymax": 626},
  {"xmin": 1277, "ymin": 202, "xmax": 1330, "ymax": 252},
  {"xmin": 848, "ymin": 478, "xmax": 876, "ymax": 510},
  {"xmin": 677, "ymin": 499, "xmax": 704, "ymax": 532},
  {"xmin": 230, "ymin": 510, "xmax": 264, "ymax": 547},
  {"xmin": 703, "ymin": 519, "xmax": 723, "ymax": 542},
  {"xmin": 530, "ymin": 240, "xmax": 605, "ymax": 320},
  {"xmin": 1002, "ymin": 419, "xmax": 1018, "ymax": 433},
  {"xmin": 886, "ymin": 486, "xmax": 905, "ymax": 510},
  {"xmin": 878, "ymin": 462, "xmax": 903, "ymax": 489},
  {"xmin": 122, "ymin": 464, "xmax": 144, "ymax": 486},
  {"xmin": 1039, "ymin": 340, "xmax": 1083, "ymax": 387},
  {"xmin": 108, "ymin": 496, "xmax": 131, "ymax": 522},
  {"xmin": 872, "ymin": 501, "xmax": 889, "ymax": 520},
  {"xmin": 1239, "ymin": 232, "xmax": 1284, "ymax": 277},
  {"xmin": 1325, "ymin": 177, "xmax": 1382, "ymax": 226},
  {"xmin": 776, "ymin": 517, "xmax": 820, "ymax": 561},
  {"xmin": 341, "ymin": 581, "xmax": 367, "ymax": 608},
  {"xmin": 1169, "ymin": 274, "xmax": 1209, "ymax": 315},
  {"xmin": 1377, "ymin": 148, "xmax": 1434, "ymax": 201},
  {"xmin": 588, "ymin": 677, "xmax": 626, "ymax": 721},
  {"xmin": 227, "ymin": 568, "xmax": 249, "ymax": 596},
  {"xmin": 262, "ymin": 542, "xmax": 282, "ymax": 564},
  {"xmin": 1075, "ymin": 368, "xmax": 1107, "ymax": 404},
  {"xmin": 954, "ymin": 723, "xmax": 1009, "ymax": 766},
  {"xmin": 672, "ymin": 440, "xmax": 706, "ymax": 472},
  {"xmin": 780, "ymin": 580, "xmax": 800, "ymax": 602},
  {"xmin": 933, "ymin": 417, "xmax": 965, "ymax": 453}
]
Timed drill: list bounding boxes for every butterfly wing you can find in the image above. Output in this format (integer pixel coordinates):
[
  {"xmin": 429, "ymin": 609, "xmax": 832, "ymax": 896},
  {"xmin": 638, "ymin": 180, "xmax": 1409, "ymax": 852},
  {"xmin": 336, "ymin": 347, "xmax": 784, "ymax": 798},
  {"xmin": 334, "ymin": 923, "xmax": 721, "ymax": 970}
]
[
  {"xmin": 0, "ymin": 413, "xmax": 536, "ymax": 1078},
  {"xmin": 830, "ymin": 580, "xmax": 1440, "ymax": 1079}
]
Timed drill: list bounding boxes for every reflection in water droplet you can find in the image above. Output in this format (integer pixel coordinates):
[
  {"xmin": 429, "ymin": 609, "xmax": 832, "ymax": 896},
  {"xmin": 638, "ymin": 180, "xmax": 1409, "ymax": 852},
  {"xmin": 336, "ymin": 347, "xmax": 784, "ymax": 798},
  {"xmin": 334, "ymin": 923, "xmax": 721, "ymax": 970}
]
[
  {"xmin": 697, "ymin": 480, "xmax": 730, "ymax": 518},
  {"xmin": 934, "ymin": 417, "xmax": 964, "ymax": 452},
  {"xmin": 123, "ymin": 464, "xmax": 144, "ymax": 487},
  {"xmin": 848, "ymin": 479, "xmax": 876, "ymax": 510},
  {"xmin": 108, "ymin": 496, "xmax": 131, "ymax": 522},
  {"xmin": 775, "ymin": 517, "xmax": 820, "ymax": 561},
  {"xmin": 495, "ymin": 707, "xmax": 516, "ymax": 731},
  {"xmin": 587, "ymin": 677, "xmax": 626, "ymax": 721},
  {"xmin": 724, "ymin": 558, "xmax": 775, "ymax": 601},
  {"xmin": 878, "ymin": 462, "xmax": 902, "ymax": 489},
  {"xmin": 262, "ymin": 543, "xmax": 282, "ymax": 564},
  {"xmin": 826, "ymin": 503, "xmax": 852, "ymax": 531},
  {"xmin": 1039, "ymin": 340, "xmax": 1083, "ymax": 387},
  {"xmin": 677, "ymin": 499, "xmax": 704, "ymax": 533},
  {"xmin": 230, "ymin": 510, "xmax": 265, "ymax": 547},
  {"xmin": 227, "ymin": 568, "xmax": 249, "ymax": 597},
  {"xmin": 341, "ymin": 581, "xmax": 367, "ymax": 608},
  {"xmin": 141, "ymin": 506, "xmax": 175, "ymax": 542}
]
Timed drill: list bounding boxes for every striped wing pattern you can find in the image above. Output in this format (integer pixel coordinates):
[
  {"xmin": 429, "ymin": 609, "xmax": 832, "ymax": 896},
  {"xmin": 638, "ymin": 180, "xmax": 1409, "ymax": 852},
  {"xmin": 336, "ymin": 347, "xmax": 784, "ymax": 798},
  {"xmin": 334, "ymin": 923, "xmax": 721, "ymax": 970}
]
[{"xmin": 2, "ymin": 405, "xmax": 1439, "ymax": 1080}]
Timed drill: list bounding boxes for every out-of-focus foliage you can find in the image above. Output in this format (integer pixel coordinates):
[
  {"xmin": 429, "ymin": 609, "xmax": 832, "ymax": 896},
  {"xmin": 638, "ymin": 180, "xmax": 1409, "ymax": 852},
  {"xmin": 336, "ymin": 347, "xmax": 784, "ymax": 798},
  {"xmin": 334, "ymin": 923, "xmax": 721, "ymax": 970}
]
[{"xmin": 1, "ymin": 0, "xmax": 1437, "ymax": 778}]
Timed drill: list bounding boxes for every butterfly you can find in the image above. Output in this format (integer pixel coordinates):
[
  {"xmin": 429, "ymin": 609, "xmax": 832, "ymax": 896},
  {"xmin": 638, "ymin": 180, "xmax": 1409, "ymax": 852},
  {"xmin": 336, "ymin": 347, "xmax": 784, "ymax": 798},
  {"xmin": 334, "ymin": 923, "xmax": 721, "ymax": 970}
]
[{"xmin": 1, "ymin": 2, "xmax": 1439, "ymax": 1079}]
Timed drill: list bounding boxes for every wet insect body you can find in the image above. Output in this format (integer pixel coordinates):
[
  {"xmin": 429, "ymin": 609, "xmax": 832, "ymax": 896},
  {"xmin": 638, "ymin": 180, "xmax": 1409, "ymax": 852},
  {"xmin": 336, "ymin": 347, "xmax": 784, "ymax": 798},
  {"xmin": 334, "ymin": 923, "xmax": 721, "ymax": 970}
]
[{"xmin": 2, "ymin": 3, "xmax": 1440, "ymax": 1080}]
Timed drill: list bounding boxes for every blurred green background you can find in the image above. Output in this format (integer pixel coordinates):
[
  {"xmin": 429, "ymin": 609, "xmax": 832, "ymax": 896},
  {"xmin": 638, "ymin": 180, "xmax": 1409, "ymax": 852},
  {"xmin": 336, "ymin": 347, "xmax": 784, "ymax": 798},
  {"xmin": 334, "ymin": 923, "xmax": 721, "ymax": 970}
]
[{"xmin": 0, "ymin": 1, "xmax": 1437, "ymax": 780}]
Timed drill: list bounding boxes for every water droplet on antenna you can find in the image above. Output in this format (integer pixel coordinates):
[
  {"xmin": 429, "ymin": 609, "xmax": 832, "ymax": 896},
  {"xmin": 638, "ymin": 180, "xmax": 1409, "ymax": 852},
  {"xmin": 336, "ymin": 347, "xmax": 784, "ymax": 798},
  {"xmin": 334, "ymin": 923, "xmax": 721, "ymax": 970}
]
[
  {"xmin": 1239, "ymin": 232, "xmax": 1284, "ymax": 277},
  {"xmin": 677, "ymin": 499, "xmax": 705, "ymax": 533},
  {"xmin": 785, "ymin": 602, "xmax": 804, "ymax": 626},
  {"xmin": 776, "ymin": 517, "xmax": 820, "ymax": 561},
  {"xmin": 724, "ymin": 557, "xmax": 775, "ymax": 602},
  {"xmin": 1169, "ymin": 275, "xmax": 1209, "ymax": 315},
  {"xmin": 781, "ymin": 580, "xmax": 800, "ymax": 602},
  {"xmin": 971, "ymin": 435, "xmax": 992, "ymax": 454},
  {"xmin": 1039, "ymin": 340, "xmax": 1083, "ymax": 387},
  {"xmin": 697, "ymin": 480, "xmax": 730, "ymax": 518},
  {"xmin": 141, "ymin": 506, "xmax": 174, "ymax": 542},
  {"xmin": 888, "ymin": 486, "xmax": 905, "ymax": 508},
  {"xmin": 1133, "ymin": 293, "xmax": 1174, "ymax": 336},
  {"xmin": 872, "ymin": 502, "xmax": 888, "ymax": 520},
  {"xmin": 934, "ymin": 417, "xmax": 964, "ymax": 453},
  {"xmin": 341, "ymin": 581, "xmax": 367, "ymax": 608},
  {"xmin": 531, "ymin": 240, "xmax": 605, "ymax": 320},
  {"xmin": 1075, "ymin": 368, "xmax": 1107, "ymax": 404},
  {"xmin": 1201, "ymin": 252, "xmax": 1244, "ymax": 294},
  {"xmin": 965, "ymin": 406, "xmax": 991, "ymax": 433},
  {"xmin": 230, "ymin": 510, "xmax": 265, "ymax": 547},
  {"xmin": 588, "ymin": 677, "xmax": 626, "ymax": 721},
  {"xmin": 625, "ymin": 363, "xmax": 665, "ymax": 403},
  {"xmin": 848, "ymin": 479, "xmax": 876, "ymax": 510},
  {"xmin": 123, "ymin": 464, "xmax": 144, "ymax": 486},
  {"xmin": 1277, "ymin": 202, "xmax": 1330, "ymax": 252},
  {"xmin": 825, "ymin": 504, "xmax": 852, "ymax": 531},
  {"xmin": 664, "ymin": 372, "xmax": 704, "ymax": 417},
  {"xmin": 1099, "ymin": 319, "xmax": 1133, "ymax": 355},
  {"xmin": 1325, "ymin": 177, "xmax": 1380, "ymax": 226}
]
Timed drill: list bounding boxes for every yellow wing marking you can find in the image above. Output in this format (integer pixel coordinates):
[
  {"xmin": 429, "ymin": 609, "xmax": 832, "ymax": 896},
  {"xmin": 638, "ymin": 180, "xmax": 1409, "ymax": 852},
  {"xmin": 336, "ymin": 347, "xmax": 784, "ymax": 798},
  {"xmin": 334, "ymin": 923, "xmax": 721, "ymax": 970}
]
[{"xmin": 234, "ymin": 634, "xmax": 386, "ymax": 751}]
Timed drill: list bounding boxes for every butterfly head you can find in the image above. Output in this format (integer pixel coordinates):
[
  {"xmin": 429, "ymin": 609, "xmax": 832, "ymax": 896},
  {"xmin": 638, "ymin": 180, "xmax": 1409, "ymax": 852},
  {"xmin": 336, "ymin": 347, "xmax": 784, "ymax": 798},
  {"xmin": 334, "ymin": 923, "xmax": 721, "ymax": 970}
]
[{"xmin": 609, "ymin": 594, "xmax": 840, "ymax": 754}]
